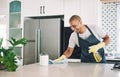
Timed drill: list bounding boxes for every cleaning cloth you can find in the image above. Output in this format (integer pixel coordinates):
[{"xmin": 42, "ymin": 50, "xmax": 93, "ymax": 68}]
[{"xmin": 49, "ymin": 58, "xmax": 68, "ymax": 64}]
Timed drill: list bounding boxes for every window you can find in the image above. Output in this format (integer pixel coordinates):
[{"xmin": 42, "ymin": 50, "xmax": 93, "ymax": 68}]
[{"xmin": 9, "ymin": 0, "xmax": 22, "ymax": 39}]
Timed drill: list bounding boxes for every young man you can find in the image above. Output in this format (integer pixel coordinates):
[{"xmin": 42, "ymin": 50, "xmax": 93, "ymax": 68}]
[{"xmin": 55, "ymin": 15, "xmax": 110, "ymax": 63}]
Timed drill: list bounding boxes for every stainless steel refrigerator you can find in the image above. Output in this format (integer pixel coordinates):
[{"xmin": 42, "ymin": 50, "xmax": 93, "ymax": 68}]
[{"xmin": 23, "ymin": 17, "xmax": 63, "ymax": 65}]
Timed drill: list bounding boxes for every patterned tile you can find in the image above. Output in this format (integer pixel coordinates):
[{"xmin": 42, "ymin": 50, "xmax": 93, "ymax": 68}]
[{"xmin": 102, "ymin": 2, "xmax": 120, "ymax": 53}]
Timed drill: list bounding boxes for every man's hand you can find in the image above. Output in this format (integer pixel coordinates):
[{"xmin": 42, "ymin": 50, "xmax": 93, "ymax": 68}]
[
  {"xmin": 54, "ymin": 55, "xmax": 66, "ymax": 62},
  {"xmin": 89, "ymin": 42, "xmax": 105, "ymax": 62},
  {"xmin": 89, "ymin": 42, "xmax": 105, "ymax": 53}
]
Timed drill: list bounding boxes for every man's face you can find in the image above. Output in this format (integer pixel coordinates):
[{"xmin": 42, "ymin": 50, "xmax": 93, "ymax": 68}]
[{"xmin": 69, "ymin": 20, "xmax": 82, "ymax": 32}]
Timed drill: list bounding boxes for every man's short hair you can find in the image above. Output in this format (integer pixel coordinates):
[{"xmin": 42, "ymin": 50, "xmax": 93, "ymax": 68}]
[{"xmin": 69, "ymin": 15, "xmax": 81, "ymax": 22}]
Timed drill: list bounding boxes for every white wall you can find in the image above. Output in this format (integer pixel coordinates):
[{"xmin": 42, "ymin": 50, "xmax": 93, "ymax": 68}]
[
  {"xmin": 64, "ymin": 0, "xmax": 102, "ymax": 26},
  {"xmin": 0, "ymin": 0, "xmax": 8, "ymax": 15},
  {"xmin": 80, "ymin": 0, "xmax": 102, "ymax": 26},
  {"xmin": 0, "ymin": 0, "xmax": 11, "ymax": 47}
]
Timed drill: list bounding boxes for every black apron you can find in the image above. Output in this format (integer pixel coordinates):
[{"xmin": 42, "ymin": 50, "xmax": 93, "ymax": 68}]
[{"xmin": 77, "ymin": 25, "xmax": 106, "ymax": 63}]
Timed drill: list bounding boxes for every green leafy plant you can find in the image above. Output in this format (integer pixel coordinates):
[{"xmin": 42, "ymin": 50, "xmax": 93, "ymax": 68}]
[{"xmin": 0, "ymin": 37, "xmax": 27, "ymax": 71}]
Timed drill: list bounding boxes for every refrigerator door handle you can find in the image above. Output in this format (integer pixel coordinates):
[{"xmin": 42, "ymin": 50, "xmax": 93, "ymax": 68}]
[
  {"xmin": 35, "ymin": 29, "xmax": 41, "ymax": 63},
  {"xmin": 37, "ymin": 29, "xmax": 41, "ymax": 57},
  {"xmin": 35, "ymin": 29, "xmax": 38, "ymax": 63}
]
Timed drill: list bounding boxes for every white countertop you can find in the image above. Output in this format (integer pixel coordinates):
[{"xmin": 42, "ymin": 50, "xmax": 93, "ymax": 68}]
[
  {"xmin": 68, "ymin": 58, "xmax": 120, "ymax": 62},
  {"xmin": 106, "ymin": 56, "xmax": 120, "ymax": 61},
  {"xmin": 0, "ymin": 63, "xmax": 120, "ymax": 77}
]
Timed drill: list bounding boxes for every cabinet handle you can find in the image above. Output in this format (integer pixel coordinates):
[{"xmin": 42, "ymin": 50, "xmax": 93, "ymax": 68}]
[
  {"xmin": 40, "ymin": 6, "xmax": 42, "ymax": 14},
  {"xmin": 43, "ymin": 6, "xmax": 45, "ymax": 14}
]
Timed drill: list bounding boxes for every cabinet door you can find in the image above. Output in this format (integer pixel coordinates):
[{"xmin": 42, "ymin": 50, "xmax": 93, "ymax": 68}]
[
  {"xmin": 64, "ymin": 0, "xmax": 81, "ymax": 26},
  {"xmin": 21, "ymin": 0, "xmax": 40, "ymax": 16},
  {"xmin": 22, "ymin": 0, "xmax": 64, "ymax": 16},
  {"xmin": 42, "ymin": 0, "xmax": 64, "ymax": 16}
]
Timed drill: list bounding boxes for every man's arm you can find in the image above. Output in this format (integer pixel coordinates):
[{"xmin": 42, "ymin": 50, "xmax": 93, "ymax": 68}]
[
  {"xmin": 54, "ymin": 47, "xmax": 74, "ymax": 62},
  {"xmin": 89, "ymin": 34, "xmax": 110, "ymax": 53},
  {"xmin": 103, "ymin": 34, "xmax": 110, "ymax": 45},
  {"xmin": 63, "ymin": 47, "xmax": 74, "ymax": 58}
]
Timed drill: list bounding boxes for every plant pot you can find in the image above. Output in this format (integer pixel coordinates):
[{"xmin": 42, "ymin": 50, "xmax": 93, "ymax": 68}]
[{"xmin": 0, "ymin": 64, "xmax": 5, "ymax": 70}]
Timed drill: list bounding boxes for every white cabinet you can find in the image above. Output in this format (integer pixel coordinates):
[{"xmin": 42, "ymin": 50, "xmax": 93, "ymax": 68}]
[
  {"xmin": 21, "ymin": 0, "xmax": 64, "ymax": 17},
  {"xmin": 64, "ymin": 0, "xmax": 81, "ymax": 26},
  {"xmin": 21, "ymin": 0, "xmax": 101, "ymax": 26},
  {"xmin": 21, "ymin": 0, "xmax": 39, "ymax": 16},
  {"xmin": 39, "ymin": 0, "xmax": 64, "ymax": 16},
  {"xmin": 9, "ymin": 0, "xmax": 23, "ymax": 65}
]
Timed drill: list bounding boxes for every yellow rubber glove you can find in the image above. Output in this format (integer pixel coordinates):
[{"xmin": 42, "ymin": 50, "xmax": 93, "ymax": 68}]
[
  {"xmin": 89, "ymin": 42, "xmax": 105, "ymax": 53},
  {"xmin": 54, "ymin": 55, "xmax": 66, "ymax": 62},
  {"xmin": 89, "ymin": 42, "xmax": 105, "ymax": 62}
]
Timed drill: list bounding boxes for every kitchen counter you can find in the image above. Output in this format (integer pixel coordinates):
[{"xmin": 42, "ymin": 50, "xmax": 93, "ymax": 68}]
[
  {"xmin": 0, "ymin": 63, "xmax": 120, "ymax": 77},
  {"xmin": 106, "ymin": 56, "xmax": 120, "ymax": 63}
]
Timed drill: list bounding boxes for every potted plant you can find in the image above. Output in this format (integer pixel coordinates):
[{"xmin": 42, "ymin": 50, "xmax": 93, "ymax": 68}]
[{"xmin": 0, "ymin": 37, "xmax": 27, "ymax": 71}]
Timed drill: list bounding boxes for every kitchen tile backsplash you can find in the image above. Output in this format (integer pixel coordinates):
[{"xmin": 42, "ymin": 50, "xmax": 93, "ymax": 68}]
[{"xmin": 102, "ymin": 2, "xmax": 120, "ymax": 53}]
